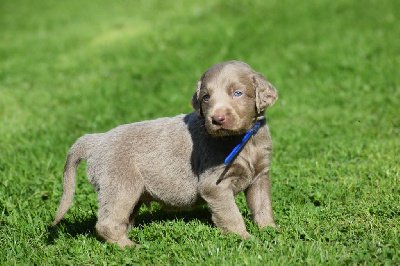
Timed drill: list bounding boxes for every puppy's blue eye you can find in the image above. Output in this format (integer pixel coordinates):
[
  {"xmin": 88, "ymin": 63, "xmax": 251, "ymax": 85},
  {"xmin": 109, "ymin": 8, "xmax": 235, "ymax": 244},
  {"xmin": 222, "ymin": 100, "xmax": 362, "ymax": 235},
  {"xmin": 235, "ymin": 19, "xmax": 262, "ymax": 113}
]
[
  {"xmin": 233, "ymin": 91, "xmax": 243, "ymax": 97},
  {"xmin": 203, "ymin": 94, "xmax": 210, "ymax": 102}
]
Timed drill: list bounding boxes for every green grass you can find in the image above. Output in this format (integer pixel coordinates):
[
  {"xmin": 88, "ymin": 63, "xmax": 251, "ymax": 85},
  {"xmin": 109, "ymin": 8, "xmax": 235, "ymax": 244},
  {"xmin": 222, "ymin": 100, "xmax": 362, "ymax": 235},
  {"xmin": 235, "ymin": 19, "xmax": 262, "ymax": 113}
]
[{"xmin": 1, "ymin": 0, "xmax": 399, "ymax": 264}]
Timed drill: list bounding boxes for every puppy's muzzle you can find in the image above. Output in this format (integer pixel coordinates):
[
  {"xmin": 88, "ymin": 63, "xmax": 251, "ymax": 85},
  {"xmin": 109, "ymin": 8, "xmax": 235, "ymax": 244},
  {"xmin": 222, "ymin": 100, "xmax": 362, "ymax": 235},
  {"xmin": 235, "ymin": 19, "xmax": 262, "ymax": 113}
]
[{"xmin": 211, "ymin": 109, "xmax": 229, "ymax": 126}]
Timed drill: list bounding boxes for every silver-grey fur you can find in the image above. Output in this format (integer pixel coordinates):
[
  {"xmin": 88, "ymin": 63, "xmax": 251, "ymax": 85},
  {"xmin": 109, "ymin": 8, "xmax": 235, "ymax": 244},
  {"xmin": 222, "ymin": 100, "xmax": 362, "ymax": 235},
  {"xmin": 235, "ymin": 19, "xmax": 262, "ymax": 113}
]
[{"xmin": 52, "ymin": 60, "xmax": 278, "ymax": 248}]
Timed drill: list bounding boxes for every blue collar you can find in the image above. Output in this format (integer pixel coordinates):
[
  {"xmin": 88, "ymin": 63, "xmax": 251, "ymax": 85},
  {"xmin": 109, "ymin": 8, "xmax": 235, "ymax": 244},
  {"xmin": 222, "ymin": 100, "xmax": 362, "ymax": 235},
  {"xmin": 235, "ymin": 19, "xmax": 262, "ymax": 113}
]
[{"xmin": 224, "ymin": 120, "xmax": 263, "ymax": 165}]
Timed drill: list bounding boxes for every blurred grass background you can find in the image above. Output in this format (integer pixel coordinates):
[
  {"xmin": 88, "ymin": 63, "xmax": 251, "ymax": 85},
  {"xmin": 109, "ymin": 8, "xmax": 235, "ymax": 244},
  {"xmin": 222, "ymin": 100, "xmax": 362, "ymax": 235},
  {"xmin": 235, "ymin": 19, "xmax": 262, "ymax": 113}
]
[{"xmin": 0, "ymin": 0, "xmax": 399, "ymax": 264}]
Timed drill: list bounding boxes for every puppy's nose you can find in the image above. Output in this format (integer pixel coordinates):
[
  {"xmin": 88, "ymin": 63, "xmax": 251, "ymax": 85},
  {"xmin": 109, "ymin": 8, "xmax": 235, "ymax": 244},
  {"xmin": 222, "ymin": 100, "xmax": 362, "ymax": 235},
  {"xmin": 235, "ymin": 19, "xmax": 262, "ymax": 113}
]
[{"xmin": 212, "ymin": 113, "xmax": 226, "ymax": 126}]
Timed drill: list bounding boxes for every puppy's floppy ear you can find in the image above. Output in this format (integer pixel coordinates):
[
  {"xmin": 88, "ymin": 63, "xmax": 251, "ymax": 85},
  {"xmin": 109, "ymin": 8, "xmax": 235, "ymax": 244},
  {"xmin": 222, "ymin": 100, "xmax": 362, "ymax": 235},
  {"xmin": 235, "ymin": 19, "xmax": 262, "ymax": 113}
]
[
  {"xmin": 191, "ymin": 79, "xmax": 203, "ymax": 116},
  {"xmin": 252, "ymin": 73, "xmax": 278, "ymax": 113}
]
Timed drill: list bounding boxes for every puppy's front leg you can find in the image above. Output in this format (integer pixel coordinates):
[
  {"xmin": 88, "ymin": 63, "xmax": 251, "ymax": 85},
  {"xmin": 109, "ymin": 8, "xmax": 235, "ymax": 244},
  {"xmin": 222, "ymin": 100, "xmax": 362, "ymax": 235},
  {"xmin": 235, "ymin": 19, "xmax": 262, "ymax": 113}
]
[
  {"xmin": 200, "ymin": 179, "xmax": 251, "ymax": 239},
  {"xmin": 245, "ymin": 171, "xmax": 276, "ymax": 228}
]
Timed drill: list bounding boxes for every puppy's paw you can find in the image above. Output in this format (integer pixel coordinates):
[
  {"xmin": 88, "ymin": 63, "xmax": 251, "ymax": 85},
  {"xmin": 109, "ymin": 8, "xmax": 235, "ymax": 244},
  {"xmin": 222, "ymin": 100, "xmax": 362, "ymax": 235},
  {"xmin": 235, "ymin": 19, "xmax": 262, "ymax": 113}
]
[
  {"xmin": 259, "ymin": 222, "xmax": 280, "ymax": 233},
  {"xmin": 240, "ymin": 231, "xmax": 252, "ymax": 239},
  {"xmin": 262, "ymin": 222, "xmax": 277, "ymax": 229},
  {"xmin": 255, "ymin": 217, "xmax": 276, "ymax": 229},
  {"xmin": 117, "ymin": 237, "xmax": 140, "ymax": 249}
]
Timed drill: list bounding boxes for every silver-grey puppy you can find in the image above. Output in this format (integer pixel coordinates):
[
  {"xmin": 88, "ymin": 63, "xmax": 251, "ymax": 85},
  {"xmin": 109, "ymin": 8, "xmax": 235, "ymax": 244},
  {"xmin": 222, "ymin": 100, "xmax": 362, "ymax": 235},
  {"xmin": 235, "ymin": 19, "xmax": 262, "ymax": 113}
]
[{"xmin": 52, "ymin": 60, "xmax": 278, "ymax": 248}]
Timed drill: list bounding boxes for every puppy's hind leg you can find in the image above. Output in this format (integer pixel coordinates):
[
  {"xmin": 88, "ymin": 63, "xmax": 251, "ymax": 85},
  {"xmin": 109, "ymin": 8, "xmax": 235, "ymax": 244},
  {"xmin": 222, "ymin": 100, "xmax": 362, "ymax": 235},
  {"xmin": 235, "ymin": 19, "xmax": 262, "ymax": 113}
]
[
  {"xmin": 95, "ymin": 174, "xmax": 144, "ymax": 249},
  {"xmin": 128, "ymin": 201, "xmax": 142, "ymax": 229}
]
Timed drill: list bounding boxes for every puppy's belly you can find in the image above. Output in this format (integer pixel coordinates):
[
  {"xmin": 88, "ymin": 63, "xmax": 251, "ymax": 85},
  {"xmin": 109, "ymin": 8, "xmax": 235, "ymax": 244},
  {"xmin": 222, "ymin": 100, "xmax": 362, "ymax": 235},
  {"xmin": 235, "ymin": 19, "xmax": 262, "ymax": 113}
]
[{"xmin": 141, "ymin": 168, "xmax": 200, "ymax": 208}]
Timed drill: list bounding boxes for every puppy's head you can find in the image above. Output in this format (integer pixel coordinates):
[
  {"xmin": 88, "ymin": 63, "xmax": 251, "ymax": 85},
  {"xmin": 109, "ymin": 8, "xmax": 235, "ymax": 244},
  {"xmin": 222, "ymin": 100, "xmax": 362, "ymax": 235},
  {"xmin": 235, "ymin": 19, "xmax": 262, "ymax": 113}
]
[{"xmin": 191, "ymin": 61, "xmax": 278, "ymax": 137}]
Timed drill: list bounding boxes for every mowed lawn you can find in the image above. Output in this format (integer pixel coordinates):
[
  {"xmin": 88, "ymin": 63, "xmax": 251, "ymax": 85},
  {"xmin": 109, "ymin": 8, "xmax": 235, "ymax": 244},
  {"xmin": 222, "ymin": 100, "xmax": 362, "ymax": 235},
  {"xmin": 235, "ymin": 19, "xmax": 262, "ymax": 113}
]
[{"xmin": 1, "ymin": 0, "xmax": 399, "ymax": 264}]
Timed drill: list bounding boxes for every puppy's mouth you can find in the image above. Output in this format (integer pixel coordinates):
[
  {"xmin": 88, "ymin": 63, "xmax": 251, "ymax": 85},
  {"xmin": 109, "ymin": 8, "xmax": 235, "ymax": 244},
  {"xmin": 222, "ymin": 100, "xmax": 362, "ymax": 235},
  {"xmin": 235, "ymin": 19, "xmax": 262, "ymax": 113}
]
[
  {"xmin": 209, "ymin": 128, "xmax": 235, "ymax": 137},
  {"xmin": 206, "ymin": 120, "xmax": 247, "ymax": 137}
]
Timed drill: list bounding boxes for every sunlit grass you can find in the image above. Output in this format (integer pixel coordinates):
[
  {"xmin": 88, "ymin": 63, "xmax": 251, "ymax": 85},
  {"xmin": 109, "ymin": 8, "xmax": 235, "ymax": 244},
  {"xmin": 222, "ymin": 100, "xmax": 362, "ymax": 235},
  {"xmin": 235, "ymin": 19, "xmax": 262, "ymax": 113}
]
[{"xmin": 0, "ymin": 0, "xmax": 399, "ymax": 264}]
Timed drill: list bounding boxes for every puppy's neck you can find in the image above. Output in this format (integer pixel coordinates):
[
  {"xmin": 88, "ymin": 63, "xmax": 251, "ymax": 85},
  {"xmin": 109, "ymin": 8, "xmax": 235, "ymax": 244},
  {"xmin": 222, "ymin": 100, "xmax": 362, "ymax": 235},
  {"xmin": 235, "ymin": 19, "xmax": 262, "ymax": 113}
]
[{"xmin": 224, "ymin": 119, "xmax": 264, "ymax": 165}]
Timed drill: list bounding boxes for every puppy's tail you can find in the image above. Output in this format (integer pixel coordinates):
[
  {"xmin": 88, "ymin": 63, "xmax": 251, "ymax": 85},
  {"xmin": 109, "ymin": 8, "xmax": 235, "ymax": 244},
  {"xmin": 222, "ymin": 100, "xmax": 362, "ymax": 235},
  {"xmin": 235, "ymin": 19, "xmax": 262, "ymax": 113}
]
[{"xmin": 52, "ymin": 134, "xmax": 99, "ymax": 226}]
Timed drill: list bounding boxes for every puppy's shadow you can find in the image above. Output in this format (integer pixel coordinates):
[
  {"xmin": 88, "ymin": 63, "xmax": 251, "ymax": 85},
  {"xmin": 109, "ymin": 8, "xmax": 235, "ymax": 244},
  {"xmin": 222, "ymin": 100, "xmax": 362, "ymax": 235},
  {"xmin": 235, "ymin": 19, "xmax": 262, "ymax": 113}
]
[
  {"xmin": 135, "ymin": 205, "xmax": 213, "ymax": 226},
  {"xmin": 47, "ymin": 206, "xmax": 213, "ymax": 244},
  {"xmin": 47, "ymin": 215, "xmax": 97, "ymax": 245}
]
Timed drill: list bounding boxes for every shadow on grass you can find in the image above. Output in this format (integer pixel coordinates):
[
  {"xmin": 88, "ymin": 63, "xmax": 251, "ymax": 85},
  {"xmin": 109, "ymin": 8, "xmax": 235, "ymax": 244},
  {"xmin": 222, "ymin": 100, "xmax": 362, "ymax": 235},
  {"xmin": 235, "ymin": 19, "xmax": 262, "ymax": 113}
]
[
  {"xmin": 136, "ymin": 205, "xmax": 213, "ymax": 226},
  {"xmin": 47, "ymin": 206, "xmax": 213, "ymax": 245},
  {"xmin": 46, "ymin": 215, "xmax": 98, "ymax": 245}
]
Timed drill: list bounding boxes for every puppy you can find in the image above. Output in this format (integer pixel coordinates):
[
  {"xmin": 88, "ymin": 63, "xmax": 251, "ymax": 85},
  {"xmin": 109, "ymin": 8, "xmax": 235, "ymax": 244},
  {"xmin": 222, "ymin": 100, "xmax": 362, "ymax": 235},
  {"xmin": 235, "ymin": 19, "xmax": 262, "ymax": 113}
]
[{"xmin": 52, "ymin": 60, "xmax": 278, "ymax": 248}]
